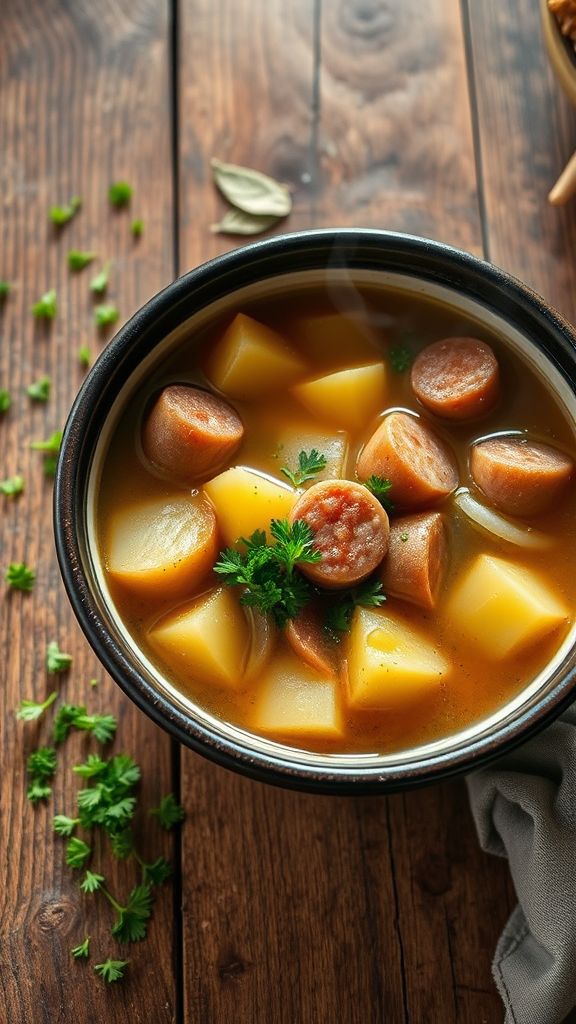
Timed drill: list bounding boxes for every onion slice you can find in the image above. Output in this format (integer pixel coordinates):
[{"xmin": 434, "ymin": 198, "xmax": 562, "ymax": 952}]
[{"xmin": 453, "ymin": 488, "xmax": 553, "ymax": 550}]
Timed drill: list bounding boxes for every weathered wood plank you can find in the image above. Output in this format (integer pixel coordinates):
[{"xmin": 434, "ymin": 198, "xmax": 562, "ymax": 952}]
[
  {"xmin": 177, "ymin": 2, "xmax": 514, "ymax": 1022},
  {"xmin": 0, "ymin": 1, "xmax": 178, "ymax": 1020}
]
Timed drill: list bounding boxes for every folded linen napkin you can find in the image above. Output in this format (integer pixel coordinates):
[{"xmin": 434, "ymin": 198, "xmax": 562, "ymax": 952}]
[{"xmin": 467, "ymin": 705, "xmax": 576, "ymax": 1024}]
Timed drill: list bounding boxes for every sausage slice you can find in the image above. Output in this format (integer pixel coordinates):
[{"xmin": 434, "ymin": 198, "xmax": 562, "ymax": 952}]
[
  {"xmin": 381, "ymin": 512, "xmax": 447, "ymax": 610},
  {"xmin": 285, "ymin": 601, "xmax": 339, "ymax": 678},
  {"xmin": 142, "ymin": 384, "xmax": 244, "ymax": 484},
  {"xmin": 356, "ymin": 412, "xmax": 458, "ymax": 508},
  {"xmin": 411, "ymin": 337, "xmax": 499, "ymax": 420},
  {"xmin": 470, "ymin": 435, "xmax": 574, "ymax": 517},
  {"xmin": 289, "ymin": 479, "xmax": 389, "ymax": 589}
]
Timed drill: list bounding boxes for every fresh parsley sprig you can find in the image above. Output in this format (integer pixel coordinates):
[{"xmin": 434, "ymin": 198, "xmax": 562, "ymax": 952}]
[
  {"xmin": 53, "ymin": 704, "xmax": 117, "ymax": 745},
  {"xmin": 46, "ymin": 640, "xmax": 73, "ymax": 674},
  {"xmin": 68, "ymin": 249, "xmax": 97, "ymax": 272},
  {"xmin": 94, "ymin": 959, "xmax": 129, "ymax": 983},
  {"xmin": 26, "ymin": 376, "xmax": 51, "ymax": 402},
  {"xmin": 363, "ymin": 475, "xmax": 394, "ymax": 513},
  {"xmin": 71, "ymin": 937, "xmax": 91, "ymax": 959},
  {"xmin": 5, "ymin": 562, "xmax": 36, "ymax": 591},
  {"xmin": 49, "ymin": 196, "xmax": 81, "ymax": 226},
  {"xmin": 214, "ymin": 518, "xmax": 320, "ymax": 627},
  {"xmin": 281, "ymin": 448, "xmax": 327, "ymax": 487},
  {"xmin": 149, "ymin": 793, "xmax": 185, "ymax": 830},
  {"xmin": 16, "ymin": 690, "xmax": 57, "ymax": 722},
  {"xmin": 325, "ymin": 579, "xmax": 386, "ymax": 638},
  {"xmin": 388, "ymin": 344, "xmax": 413, "ymax": 373},
  {"xmin": 26, "ymin": 746, "xmax": 57, "ymax": 802},
  {"xmin": 0, "ymin": 475, "xmax": 24, "ymax": 498},
  {"xmin": 31, "ymin": 289, "xmax": 57, "ymax": 320}
]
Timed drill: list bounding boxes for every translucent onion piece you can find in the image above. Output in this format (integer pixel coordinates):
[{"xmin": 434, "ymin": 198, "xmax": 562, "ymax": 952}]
[{"xmin": 453, "ymin": 489, "xmax": 553, "ymax": 550}]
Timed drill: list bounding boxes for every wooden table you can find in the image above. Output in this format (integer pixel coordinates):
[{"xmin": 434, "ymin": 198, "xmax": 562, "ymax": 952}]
[{"xmin": 2, "ymin": 1, "xmax": 576, "ymax": 1021}]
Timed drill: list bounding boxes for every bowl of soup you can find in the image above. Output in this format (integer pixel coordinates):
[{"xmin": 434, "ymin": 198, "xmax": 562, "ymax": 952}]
[{"xmin": 54, "ymin": 229, "xmax": 576, "ymax": 793}]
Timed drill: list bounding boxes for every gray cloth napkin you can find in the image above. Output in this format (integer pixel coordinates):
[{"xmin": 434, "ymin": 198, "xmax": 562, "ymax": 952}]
[{"xmin": 467, "ymin": 705, "xmax": 576, "ymax": 1024}]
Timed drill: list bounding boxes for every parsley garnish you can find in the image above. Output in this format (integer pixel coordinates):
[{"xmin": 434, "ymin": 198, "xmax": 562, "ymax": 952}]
[
  {"xmin": 31, "ymin": 430, "xmax": 62, "ymax": 478},
  {"xmin": 81, "ymin": 870, "xmax": 105, "ymax": 894},
  {"xmin": 0, "ymin": 475, "xmax": 24, "ymax": 497},
  {"xmin": 71, "ymin": 937, "xmax": 91, "ymax": 959},
  {"xmin": 140, "ymin": 856, "xmax": 172, "ymax": 886},
  {"xmin": 108, "ymin": 182, "xmax": 133, "ymax": 207},
  {"xmin": 94, "ymin": 959, "xmax": 129, "ymax": 983},
  {"xmin": 68, "ymin": 249, "xmax": 97, "ymax": 272},
  {"xmin": 149, "ymin": 793, "xmax": 185, "ymax": 830},
  {"xmin": 94, "ymin": 303, "xmax": 119, "ymax": 328},
  {"xmin": 16, "ymin": 690, "xmax": 57, "ymax": 722},
  {"xmin": 26, "ymin": 747, "xmax": 57, "ymax": 803},
  {"xmin": 0, "ymin": 388, "xmax": 11, "ymax": 413},
  {"xmin": 46, "ymin": 640, "xmax": 73, "ymax": 674},
  {"xmin": 49, "ymin": 196, "xmax": 81, "ymax": 226},
  {"xmin": 53, "ymin": 814, "xmax": 80, "ymax": 836},
  {"xmin": 108, "ymin": 883, "xmax": 152, "ymax": 942},
  {"xmin": 31, "ymin": 289, "xmax": 57, "ymax": 320},
  {"xmin": 26, "ymin": 375, "xmax": 51, "ymax": 402},
  {"xmin": 53, "ymin": 704, "xmax": 117, "ymax": 745},
  {"xmin": 325, "ymin": 580, "xmax": 386, "ymax": 637},
  {"xmin": 5, "ymin": 562, "xmax": 36, "ymax": 591},
  {"xmin": 281, "ymin": 448, "xmax": 327, "ymax": 487},
  {"xmin": 90, "ymin": 262, "xmax": 110, "ymax": 295},
  {"xmin": 388, "ymin": 344, "xmax": 413, "ymax": 373},
  {"xmin": 131, "ymin": 218, "xmax": 144, "ymax": 238},
  {"xmin": 66, "ymin": 836, "xmax": 92, "ymax": 869},
  {"xmin": 78, "ymin": 345, "xmax": 91, "ymax": 369},
  {"xmin": 214, "ymin": 519, "xmax": 320, "ymax": 627},
  {"xmin": 363, "ymin": 475, "xmax": 394, "ymax": 512},
  {"xmin": 0, "ymin": 280, "xmax": 11, "ymax": 298}
]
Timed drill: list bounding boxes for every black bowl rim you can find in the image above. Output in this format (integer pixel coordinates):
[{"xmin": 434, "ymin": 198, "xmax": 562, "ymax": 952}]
[{"xmin": 54, "ymin": 228, "xmax": 576, "ymax": 795}]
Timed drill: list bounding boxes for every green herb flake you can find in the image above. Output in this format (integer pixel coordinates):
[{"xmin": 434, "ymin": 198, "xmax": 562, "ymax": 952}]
[
  {"xmin": 111, "ymin": 883, "xmax": 153, "ymax": 943},
  {"xmin": 46, "ymin": 640, "xmax": 73, "ymax": 674},
  {"xmin": 363, "ymin": 475, "xmax": 394, "ymax": 513},
  {"xmin": 31, "ymin": 289, "xmax": 57, "ymax": 320},
  {"xmin": 53, "ymin": 704, "xmax": 117, "ymax": 745},
  {"xmin": 89, "ymin": 262, "xmax": 110, "ymax": 295},
  {"xmin": 281, "ymin": 449, "xmax": 327, "ymax": 488},
  {"xmin": 149, "ymin": 793, "xmax": 185, "ymax": 830},
  {"xmin": 5, "ymin": 562, "xmax": 36, "ymax": 591},
  {"xmin": 94, "ymin": 304, "xmax": 119, "ymax": 329},
  {"xmin": 65, "ymin": 837, "xmax": 91, "ymax": 869},
  {"xmin": 324, "ymin": 580, "xmax": 386, "ymax": 638},
  {"xmin": 26, "ymin": 746, "xmax": 57, "ymax": 802},
  {"xmin": 30, "ymin": 430, "xmax": 62, "ymax": 454},
  {"xmin": 26, "ymin": 375, "xmax": 51, "ymax": 402},
  {"xmin": 389, "ymin": 344, "xmax": 413, "ymax": 373},
  {"xmin": 142, "ymin": 856, "xmax": 172, "ymax": 886},
  {"xmin": 89, "ymin": 677, "xmax": 99, "ymax": 687},
  {"xmin": 400, "ymin": 531, "xmax": 409, "ymax": 542},
  {"xmin": 94, "ymin": 958, "xmax": 129, "ymax": 983},
  {"xmin": 108, "ymin": 181, "xmax": 133, "ymax": 207},
  {"xmin": 53, "ymin": 814, "xmax": 80, "ymax": 837},
  {"xmin": 78, "ymin": 345, "xmax": 91, "ymax": 369},
  {"xmin": 80, "ymin": 870, "xmax": 105, "ymax": 894},
  {"xmin": 68, "ymin": 249, "xmax": 97, "ymax": 272},
  {"xmin": 71, "ymin": 937, "xmax": 91, "ymax": 959},
  {"xmin": 0, "ymin": 475, "xmax": 24, "ymax": 498},
  {"xmin": 0, "ymin": 389, "xmax": 11, "ymax": 413},
  {"xmin": 16, "ymin": 690, "xmax": 57, "ymax": 722},
  {"xmin": 49, "ymin": 196, "xmax": 81, "ymax": 227},
  {"xmin": 130, "ymin": 218, "xmax": 144, "ymax": 238},
  {"xmin": 0, "ymin": 280, "xmax": 12, "ymax": 299}
]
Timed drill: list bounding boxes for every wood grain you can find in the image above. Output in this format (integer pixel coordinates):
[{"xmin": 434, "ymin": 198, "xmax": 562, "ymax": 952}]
[
  {"xmin": 177, "ymin": 2, "xmax": 514, "ymax": 1022},
  {"xmin": 0, "ymin": 1, "xmax": 178, "ymax": 1020}
]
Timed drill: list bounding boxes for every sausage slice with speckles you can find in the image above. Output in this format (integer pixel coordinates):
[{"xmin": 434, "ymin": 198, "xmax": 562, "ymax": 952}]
[
  {"xmin": 411, "ymin": 337, "xmax": 500, "ymax": 420},
  {"xmin": 470, "ymin": 435, "xmax": 574, "ymax": 517},
  {"xmin": 381, "ymin": 512, "xmax": 447, "ymax": 610},
  {"xmin": 142, "ymin": 384, "xmax": 244, "ymax": 485},
  {"xmin": 356, "ymin": 412, "xmax": 459, "ymax": 509},
  {"xmin": 289, "ymin": 479, "xmax": 389, "ymax": 589}
]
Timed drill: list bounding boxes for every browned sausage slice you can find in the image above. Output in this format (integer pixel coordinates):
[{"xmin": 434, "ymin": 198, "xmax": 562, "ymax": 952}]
[
  {"xmin": 411, "ymin": 337, "xmax": 499, "ymax": 420},
  {"xmin": 356, "ymin": 412, "xmax": 458, "ymax": 508},
  {"xmin": 470, "ymin": 435, "xmax": 574, "ymax": 517},
  {"xmin": 289, "ymin": 479, "xmax": 389, "ymax": 589},
  {"xmin": 381, "ymin": 512, "xmax": 447, "ymax": 610},
  {"xmin": 142, "ymin": 384, "xmax": 244, "ymax": 484},
  {"xmin": 285, "ymin": 601, "xmax": 339, "ymax": 678}
]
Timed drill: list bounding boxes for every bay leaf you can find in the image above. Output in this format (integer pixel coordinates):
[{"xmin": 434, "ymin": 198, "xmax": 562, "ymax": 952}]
[
  {"xmin": 211, "ymin": 158, "xmax": 292, "ymax": 217},
  {"xmin": 210, "ymin": 208, "xmax": 282, "ymax": 236}
]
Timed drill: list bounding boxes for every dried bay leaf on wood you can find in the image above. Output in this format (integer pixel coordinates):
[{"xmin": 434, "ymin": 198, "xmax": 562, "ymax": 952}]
[
  {"xmin": 210, "ymin": 207, "xmax": 282, "ymax": 236},
  {"xmin": 211, "ymin": 158, "xmax": 292, "ymax": 217}
]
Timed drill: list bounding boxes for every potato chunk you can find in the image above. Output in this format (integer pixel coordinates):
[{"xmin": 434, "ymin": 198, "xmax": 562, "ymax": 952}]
[
  {"xmin": 291, "ymin": 312, "xmax": 379, "ymax": 371},
  {"xmin": 203, "ymin": 466, "xmax": 296, "ymax": 546},
  {"xmin": 274, "ymin": 426, "xmax": 349, "ymax": 482},
  {"xmin": 206, "ymin": 313, "xmax": 306, "ymax": 399},
  {"xmin": 105, "ymin": 495, "xmax": 217, "ymax": 599},
  {"xmin": 252, "ymin": 652, "xmax": 342, "ymax": 740},
  {"xmin": 291, "ymin": 363, "xmax": 386, "ymax": 432},
  {"xmin": 148, "ymin": 587, "xmax": 249, "ymax": 690},
  {"xmin": 445, "ymin": 554, "xmax": 568, "ymax": 659},
  {"xmin": 345, "ymin": 607, "xmax": 449, "ymax": 709}
]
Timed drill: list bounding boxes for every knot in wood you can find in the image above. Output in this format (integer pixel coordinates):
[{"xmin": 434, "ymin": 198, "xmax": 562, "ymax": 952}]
[
  {"xmin": 340, "ymin": 0, "xmax": 393, "ymax": 40},
  {"xmin": 35, "ymin": 896, "xmax": 76, "ymax": 933}
]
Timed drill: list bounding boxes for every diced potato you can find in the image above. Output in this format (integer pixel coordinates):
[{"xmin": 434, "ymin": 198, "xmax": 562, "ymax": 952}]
[
  {"xmin": 203, "ymin": 466, "xmax": 297, "ymax": 546},
  {"xmin": 345, "ymin": 607, "xmax": 449, "ymax": 709},
  {"xmin": 105, "ymin": 495, "xmax": 217, "ymax": 599},
  {"xmin": 274, "ymin": 425, "xmax": 349, "ymax": 481},
  {"xmin": 206, "ymin": 313, "xmax": 306, "ymax": 399},
  {"xmin": 445, "ymin": 554, "xmax": 568, "ymax": 659},
  {"xmin": 148, "ymin": 586, "xmax": 249, "ymax": 690},
  {"xmin": 291, "ymin": 312, "xmax": 379, "ymax": 371},
  {"xmin": 252, "ymin": 652, "xmax": 342, "ymax": 740},
  {"xmin": 291, "ymin": 363, "xmax": 387, "ymax": 432}
]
